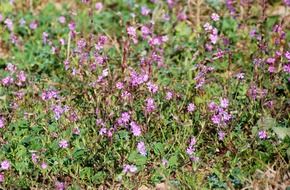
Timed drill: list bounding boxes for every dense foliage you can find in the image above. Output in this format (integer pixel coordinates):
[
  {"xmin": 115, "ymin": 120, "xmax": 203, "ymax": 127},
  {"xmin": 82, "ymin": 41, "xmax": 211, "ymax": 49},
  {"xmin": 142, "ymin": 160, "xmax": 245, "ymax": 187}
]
[{"xmin": 0, "ymin": 0, "xmax": 289, "ymax": 189}]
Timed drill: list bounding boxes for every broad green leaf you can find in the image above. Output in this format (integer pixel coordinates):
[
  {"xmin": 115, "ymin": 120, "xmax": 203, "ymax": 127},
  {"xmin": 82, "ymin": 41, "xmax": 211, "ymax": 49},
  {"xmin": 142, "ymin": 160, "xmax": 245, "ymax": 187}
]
[{"xmin": 272, "ymin": 127, "xmax": 290, "ymax": 139}]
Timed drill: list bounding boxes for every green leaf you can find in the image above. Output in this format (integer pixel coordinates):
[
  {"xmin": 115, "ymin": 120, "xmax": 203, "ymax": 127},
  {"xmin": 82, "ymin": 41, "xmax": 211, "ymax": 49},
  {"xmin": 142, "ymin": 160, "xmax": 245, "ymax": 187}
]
[
  {"xmin": 92, "ymin": 171, "xmax": 106, "ymax": 184},
  {"xmin": 272, "ymin": 127, "xmax": 290, "ymax": 139},
  {"xmin": 168, "ymin": 155, "xmax": 178, "ymax": 167},
  {"xmin": 153, "ymin": 142, "xmax": 164, "ymax": 155},
  {"xmin": 257, "ymin": 116, "xmax": 276, "ymax": 129},
  {"xmin": 128, "ymin": 151, "xmax": 147, "ymax": 166},
  {"xmin": 175, "ymin": 22, "xmax": 192, "ymax": 36}
]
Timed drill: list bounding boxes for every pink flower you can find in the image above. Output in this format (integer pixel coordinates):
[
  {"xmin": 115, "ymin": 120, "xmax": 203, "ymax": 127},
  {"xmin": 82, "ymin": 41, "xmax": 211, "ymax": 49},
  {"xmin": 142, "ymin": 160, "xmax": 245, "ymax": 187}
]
[
  {"xmin": 285, "ymin": 51, "xmax": 290, "ymax": 60},
  {"xmin": 283, "ymin": 64, "xmax": 290, "ymax": 73},
  {"xmin": 130, "ymin": 121, "xmax": 141, "ymax": 136},
  {"xmin": 209, "ymin": 34, "xmax": 218, "ymax": 44},
  {"xmin": 177, "ymin": 12, "xmax": 187, "ymax": 21},
  {"xmin": 162, "ymin": 158, "xmax": 168, "ymax": 167},
  {"xmin": 147, "ymin": 82, "xmax": 158, "ymax": 94},
  {"xmin": 68, "ymin": 22, "xmax": 76, "ymax": 31},
  {"xmin": 2, "ymin": 76, "xmax": 14, "ymax": 86},
  {"xmin": 211, "ymin": 13, "xmax": 220, "ymax": 21},
  {"xmin": 137, "ymin": 141, "xmax": 147, "ymax": 156},
  {"xmin": 31, "ymin": 153, "xmax": 39, "ymax": 163},
  {"xmin": 29, "ymin": 21, "xmax": 38, "ymax": 30},
  {"xmin": 73, "ymin": 128, "xmax": 80, "ymax": 135},
  {"xmin": 127, "ymin": 26, "xmax": 136, "ymax": 37},
  {"xmin": 203, "ymin": 23, "xmax": 213, "ymax": 31},
  {"xmin": 236, "ymin": 73, "xmax": 245, "ymax": 80},
  {"xmin": 59, "ymin": 140, "xmax": 69, "ymax": 148},
  {"xmin": 0, "ymin": 117, "xmax": 5, "ymax": 128},
  {"xmin": 4, "ymin": 18, "xmax": 13, "ymax": 31},
  {"xmin": 186, "ymin": 137, "xmax": 197, "ymax": 156},
  {"xmin": 1, "ymin": 160, "xmax": 10, "ymax": 170},
  {"xmin": 258, "ymin": 130, "xmax": 267, "ymax": 139},
  {"xmin": 116, "ymin": 82, "xmax": 124, "ymax": 89},
  {"xmin": 123, "ymin": 164, "xmax": 137, "ymax": 173},
  {"xmin": 220, "ymin": 98, "xmax": 229, "ymax": 108},
  {"xmin": 141, "ymin": 6, "xmax": 150, "ymax": 16},
  {"xmin": 55, "ymin": 181, "xmax": 65, "ymax": 190},
  {"xmin": 0, "ymin": 173, "xmax": 4, "ymax": 182},
  {"xmin": 95, "ymin": 2, "xmax": 103, "ymax": 11},
  {"xmin": 187, "ymin": 103, "xmax": 195, "ymax": 113},
  {"xmin": 41, "ymin": 162, "xmax": 48, "ymax": 169},
  {"xmin": 99, "ymin": 127, "xmax": 107, "ymax": 135},
  {"xmin": 58, "ymin": 16, "xmax": 66, "ymax": 24},
  {"xmin": 268, "ymin": 66, "xmax": 276, "ymax": 73},
  {"xmin": 166, "ymin": 91, "xmax": 173, "ymax": 100},
  {"xmin": 145, "ymin": 98, "xmax": 156, "ymax": 113},
  {"xmin": 218, "ymin": 131, "xmax": 226, "ymax": 140}
]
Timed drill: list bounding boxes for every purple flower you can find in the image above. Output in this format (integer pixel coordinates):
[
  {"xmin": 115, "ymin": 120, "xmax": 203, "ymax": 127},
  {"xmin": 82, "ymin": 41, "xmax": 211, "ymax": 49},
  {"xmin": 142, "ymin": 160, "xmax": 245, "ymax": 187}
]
[
  {"xmin": 99, "ymin": 127, "xmax": 107, "ymax": 135},
  {"xmin": 42, "ymin": 90, "xmax": 59, "ymax": 101},
  {"xmin": 123, "ymin": 164, "xmax": 137, "ymax": 173},
  {"xmin": 285, "ymin": 51, "xmax": 290, "ymax": 61},
  {"xmin": 121, "ymin": 112, "xmax": 130, "ymax": 123},
  {"xmin": 31, "ymin": 153, "xmax": 39, "ymax": 163},
  {"xmin": 29, "ymin": 21, "xmax": 38, "ymax": 30},
  {"xmin": 68, "ymin": 21, "xmax": 76, "ymax": 31},
  {"xmin": 116, "ymin": 82, "xmax": 124, "ymax": 89},
  {"xmin": 211, "ymin": 13, "xmax": 220, "ymax": 21},
  {"xmin": 167, "ymin": 0, "xmax": 175, "ymax": 8},
  {"xmin": 162, "ymin": 158, "xmax": 168, "ymax": 167},
  {"xmin": 41, "ymin": 162, "xmax": 48, "ymax": 169},
  {"xmin": 4, "ymin": 18, "xmax": 13, "ymax": 31},
  {"xmin": 266, "ymin": 57, "xmax": 275, "ymax": 64},
  {"xmin": 147, "ymin": 82, "xmax": 158, "ymax": 94},
  {"xmin": 2, "ymin": 76, "xmax": 14, "ymax": 86},
  {"xmin": 19, "ymin": 18, "xmax": 26, "ymax": 26},
  {"xmin": 51, "ymin": 104, "xmax": 67, "ymax": 120},
  {"xmin": 220, "ymin": 98, "xmax": 229, "ymax": 108},
  {"xmin": 186, "ymin": 137, "xmax": 197, "ymax": 156},
  {"xmin": 16, "ymin": 71, "xmax": 26, "ymax": 85},
  {"xmin": 145, "ymin": 98, "xmax": 156, "ymax": 113},
  {"xmin": 73, "ymin": 127, "xmax": 80, "ymax": 135},
  {"xmin": 283, "ymin": 64, "xmax": 290, "ymax": 73},
  {"xmin": 0, "ymin": 173, "xmax": 4, "ymax": 182},
  {"xmin": 141, "ymin": 6, "xmax": 150, "ymax": 16},
  {"xmin": 121, "ymin": 91, "xmax": 132, "ymax": 100},
  {"xmin": 187, "ymin": 103, "xmax": 195, "ymax": 113},
  {"xmin": 95, "ymin": 2, "xmax": 103, "ymax": 11},
  {"xmin": 137, "ymin": 141, "xmax": 147, "ymax": 156},
  {"xmin": 1, "ymin": 160, "xmax": 10, "ymax": 170},
  {"xmin": 166, "ymin": 91, "xmax": 173, "ymax": 100},
  {"xmin": 55, "ymin": 181, "xmax": 65, "ymax": 190},
  {"xmin": 0, "ymin": 117, "xmax": 5, "ymax": 128},
  {"xmin": 58, "ymin": 16, "xmax": 66, "ymax": 24},
  {"xmin": 211, "ymin": 114, "xmax": 221, "ymax": 125},
  {"xmin": 268, "ymin": 66, "xmax": 276, "ymax": 73},
  {"xmin": 177, "ymin": 12, "xmax": 187, "ymax": 21},
  {"xmin": 42, "ymin": 32, "xmax": 49, "ymax": 44},
  {"xmin": 284, "ymin": 0, "xmax": 290, "ymax": 6},
  {"xmin": 127, "ymin": 26, "xmax": 136, "ymax": 37},
  {"xmin": 59, "ymin": 140, "xmax": 69, "ymax": 148},
  {"xmin": 6, "ymin": 63, "xmax": 17, "ymax": 73},
  {"xmin": 209, "ymin": 34, "xmax": 218, "ymax": 44},
  {"xmin": 218, "ymin": 131, "xmax": 226, "ymax": 140},
  {"xmin": 0, "ymin": 14, "xmax": 2, "ymax": 22},
  {"xmin": 258, "ymin": 130, "xmax": 267, "ymax": 139},
  {"xmin": 203, "ymin": 23, "xmax": 213, "ymax": 31},
  {"xmin": 130, "ymin": 121, "xmax": 141, "ymax": 136},
  {"xmin": 236, "ymin": 73, "xmax": 245, "ymax": 80}
]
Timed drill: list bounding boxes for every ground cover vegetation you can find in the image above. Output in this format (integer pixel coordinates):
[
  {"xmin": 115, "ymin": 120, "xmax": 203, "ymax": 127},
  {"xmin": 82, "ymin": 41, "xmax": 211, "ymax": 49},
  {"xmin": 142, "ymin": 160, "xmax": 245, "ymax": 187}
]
[{"xmin": 0, "ymin": 0, "xmax": 289, "ymax": 189}]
